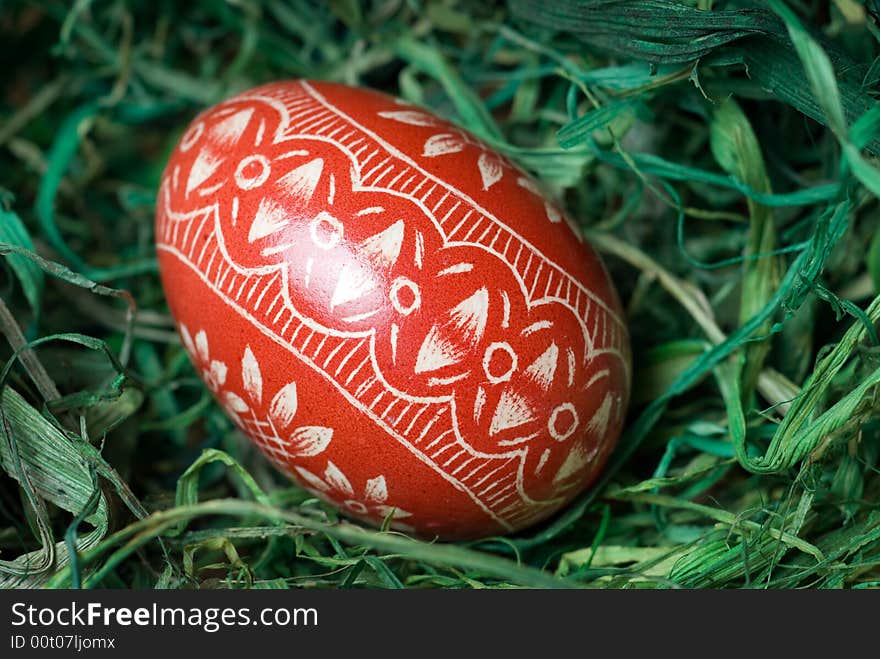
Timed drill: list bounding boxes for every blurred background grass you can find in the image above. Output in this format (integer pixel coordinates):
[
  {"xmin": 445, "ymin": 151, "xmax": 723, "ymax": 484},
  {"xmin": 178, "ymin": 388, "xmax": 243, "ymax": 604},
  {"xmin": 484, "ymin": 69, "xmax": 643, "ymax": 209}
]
[{"xmin": 1, "ymin": 0, "xmax": 879, "ymax": 589}]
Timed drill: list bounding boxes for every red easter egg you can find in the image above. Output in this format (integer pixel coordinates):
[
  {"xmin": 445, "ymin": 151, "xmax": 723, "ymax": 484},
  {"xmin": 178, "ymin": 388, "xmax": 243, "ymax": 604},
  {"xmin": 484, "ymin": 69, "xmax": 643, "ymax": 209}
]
[{"xmin": 155, "ymin": 80, "xmax": 631, "ymax": 539}]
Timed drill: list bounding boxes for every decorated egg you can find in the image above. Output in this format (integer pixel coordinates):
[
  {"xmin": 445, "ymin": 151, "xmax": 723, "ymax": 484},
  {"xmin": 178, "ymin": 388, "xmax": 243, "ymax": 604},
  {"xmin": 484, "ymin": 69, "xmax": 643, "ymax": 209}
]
[{"xmin": 155, "ymin": 80, "xmax": 631, "ymax": 539}]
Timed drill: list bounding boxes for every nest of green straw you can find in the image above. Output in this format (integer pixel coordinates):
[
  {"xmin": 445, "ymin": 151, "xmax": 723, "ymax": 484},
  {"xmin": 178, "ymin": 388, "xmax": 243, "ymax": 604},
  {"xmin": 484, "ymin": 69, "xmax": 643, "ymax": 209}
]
[{"xmin": 1, "ymin": 0, "xmax": 879, "ymax": 589}]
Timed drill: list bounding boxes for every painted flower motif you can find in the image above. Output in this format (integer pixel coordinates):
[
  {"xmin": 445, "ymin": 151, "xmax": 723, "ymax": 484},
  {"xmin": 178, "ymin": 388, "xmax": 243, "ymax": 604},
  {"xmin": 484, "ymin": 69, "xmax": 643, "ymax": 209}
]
[
  {"xmin": 180, "ymin": 324, "xmax": 228, "ymax": 393},
  {"xmin": 294, "ymin": 461, "xmax": 414, "ymax": 529},
  {"xmin": 179, "ymin": 325, "xmax": 333, "ymax": 460}
]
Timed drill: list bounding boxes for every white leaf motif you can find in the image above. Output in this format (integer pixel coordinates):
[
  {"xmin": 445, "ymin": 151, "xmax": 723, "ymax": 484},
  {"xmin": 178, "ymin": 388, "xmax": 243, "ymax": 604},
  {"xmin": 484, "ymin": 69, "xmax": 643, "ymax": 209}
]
[
  {"xmin": 374, "ymin": 505, "xmax": 412, "ymax": 520},
  {"xmin": 248, "ymin": 198, "xmax": 289, "ymax": 243},
  {"xmin": 378, "ymin": 110, "xmax": 440, "ymax": 127},
  {"xmin": 545, "ymin": 202, "xmax": 562, "ymax": 224},
  {"xmin": 553, "ymin": 442, "xmax": 595, "ymax": 484},
  {"xmin": 414, "ymin": 327, "xmax": 464, "ymax": 373},
  {"xmin": 294, "ymin": 466, "xmax": 330, "ymax": 492},
  {"xmin": 586, "ymin": 392, "xmax": 614, "ymax": 437},
  {"xmin": 423, "ymin": 134, "xmax": 466, "ymax": 157},
  {"xmin": 195, "ymin": 330, "xmax": 209, "ymax": 362},
  {"xmin": 289, "ymin": 426, "xmax": 333, "ymax": 457},
  {"xmin": 276, "ymin": 158, "xmax": 323, "ymax": 206},
  {"xmin": 241, "ymin": 346, "xmax": 263, "ymax": 404},
  {"xmin": 324, "ymin": 461, "xmax": 354, "ymax": 496},
  {"xmin": 489, "ymin": 390, "xmax": 536, "ymax": 435},
  {"xmin": 186, "ymin": 150, "xmax": 224, "ymax": 194},
  {"xmin": 516, "ymin": 176, "xmax": 540, "ymax": 196},
  {"xmin": 364, "ymin": 475, "xmax": 388, "ymax": 503},
  {"xmin": 209, "ymin": 109, "xmax": 253, "ymax": 146},
  {"xmin": 477, "ymin": 152, "xmax": 504, "ymax": 190},
  {"xmin": 518, "ymin": 175, "xmax": 566, "ymax": 226},
  {"xmin": 223, "ymin": 391, "xmax": 248, "ymax": 413},
  {"xmin": 269, "ymin": 382, "xmax": 298, "ymax": 427},
  {"xmin": 180, "ymin": 324, "xmax": 195, "ymax": 356},
  {"xmin": 209, "ymin": 360, "xmax": 228, "ymax": 387}
]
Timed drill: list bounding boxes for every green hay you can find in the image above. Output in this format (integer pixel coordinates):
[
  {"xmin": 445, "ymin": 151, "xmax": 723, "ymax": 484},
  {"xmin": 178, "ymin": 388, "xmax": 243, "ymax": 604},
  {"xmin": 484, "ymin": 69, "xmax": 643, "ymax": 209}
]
[{"xmin": 1, "ymin": 0, "xmax": 879, "ymax": 589}]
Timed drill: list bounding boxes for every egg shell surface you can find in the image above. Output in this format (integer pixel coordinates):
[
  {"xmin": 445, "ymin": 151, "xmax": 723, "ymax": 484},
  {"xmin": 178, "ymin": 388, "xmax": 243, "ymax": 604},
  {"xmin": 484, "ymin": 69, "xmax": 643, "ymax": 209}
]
[{"xmin": 155, "ymin": 80, "xmax": 631, "ymax": 539}]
